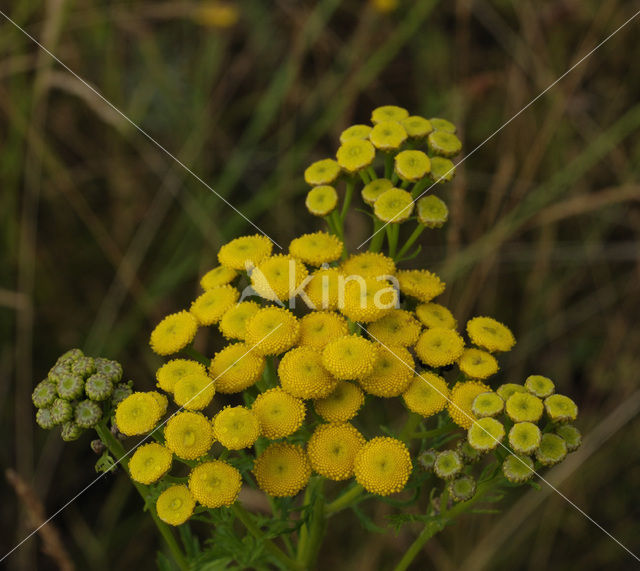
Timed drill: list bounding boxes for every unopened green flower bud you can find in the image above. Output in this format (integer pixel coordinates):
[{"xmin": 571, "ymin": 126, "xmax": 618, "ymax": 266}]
[
  {"xmin": 508, "ymin": 422, "xmax": 541, "ymax": 455},
  {"xmin": 471, "ymin": 391, "xmax": 504, "ymax": 418},
  {"xmin": 556, "ymin": 424, "xmax": 581, "ymax": 452},
  {"xmin": 36, "ymin": 407, "xmax": 56, "ymax": 430},
  {"xmin": 61, "ymin": 421, "xmax": 84, "ymax": 442},
  {"xmin": 85, "ymin": 374, "xmax": 114, "ymax": 401},
  {"xmin": 95, "ymin": 358, "xmax": 123, "ymax": 383},
  {"xmin": 32, "ymin": 379, "xmax": 57, "ymax": 408},
  {"xmin": 535, "ymin": 433, "xmax": 567, "ymax": 466},
  {"xmin": 112, "ymin": 381, "xmax": 133, "ymax": 405},
  {"xmin": 418, "ymin": 449, "xmax": 438, "ymax": 471},
  {"xmin": 496, "ymin": 383, "xmax": 527, "ymax": 401},
  {"xmin": 56, "ymin": 373, "xmax": 84, "ymax": 400},
  {"xmin": 429, "ymin": 157, "xmax": 455, "ymax": 183},
  {"xmin": 91, "ymin": 439, "xmax": 106, "ymax": 454},
  {"xmin": 75, "ymin": 399, "xmax": 102, "ymax": 428},
  {"xmin": 417, "ymin": 195, "xmax": 449, "ymax": 228},
  {"xmin": 57, "ymin": 348, "xmax": 84, "ymax": 366},
  {"xmin": 502, "ymin": 454, "xmax": 534, "ymax": 484},
  {"xmin": 51, "ymin": 398, "xmax": 73, "ymax": 424},
  {"xmin": 457, "ymin": 440, "xmax": 482, "ymax": 463},
  {"xmin": 524, "ymin": 375, "xmax": 555, "ymax": 398},
  {"xmin": 428, "ymin": 117, "xmax": 456, "ymax": 133},
  {"xmin": 544, "ymin": 394, "xmax": 578, "ymax": 423},
  {"xmin": 427, "ymin": 131, "xmax": 462, "ymax": 157},
  {"xmin": 448, "ymin": 475, "xmax": 476, "ymax": 502},
  {"xmin": 71, "ymin": 356, "xmax": 95, "ymax": 379},
  {"xmin": 434, "ymin": 450, "xmax": 463, "ymax": 479},
  {"xmin": 467, "ymin": 417, "xmax": 505, "ymax": 452},
  {"xmin": 48, "ymin": 363, "xmax": 69, "ymax": 384},
  {"xmin": 505, "ymin": 392, "xmax": 544, "ymax": 423}
]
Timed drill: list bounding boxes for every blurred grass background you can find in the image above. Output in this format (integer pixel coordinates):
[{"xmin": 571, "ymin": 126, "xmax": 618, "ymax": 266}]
[{"xmin": 1, "ymin": 0, "xmax": 640, "ymax": 569}]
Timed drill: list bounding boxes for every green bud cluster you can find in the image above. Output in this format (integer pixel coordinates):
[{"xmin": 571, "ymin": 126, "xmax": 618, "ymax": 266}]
[{"xmin": 32, "ymin": 348, "xmax": 132, "ymax": 441}]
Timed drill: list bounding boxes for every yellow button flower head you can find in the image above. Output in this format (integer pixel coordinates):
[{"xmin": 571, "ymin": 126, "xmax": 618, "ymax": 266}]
[
  {"xmin": 394, "ymin": 150, "xmax": 431, "ymax": 182},
  {"xmin": 367, "ymin": 309, "xmax": 421, "ymax": 347},
  {"xmin": 340, "ymin": 124, "xmax": 372, "ymax": 143},
  {"xmin": 374, "ymin": 188, "xmax": 414, "ymax": 223},
  {"xmin": 556, "ymin": 424, "xmax": 581, "ymax": 452},
  {"xmin": 417, "ymin": 195, "xmax": 449, "ymax": 228},
  {"xmin": 535, "ymin": 433, "xmax": 567, "ymax": 466},
  {"xmin": 313, "ymin": 381, "xmax": 364, "ymax": 422},
  {"xmin": 336, "ymin": 139, "xmax": 376, "ymax": 173},
  {"xmin": 322, "ymin": 335, "xmax": 378, "ymax": 380},
  {"xmin": 429, "ymin": 117, "xmax": 456, "ymax": 133},
  {"xmin": 471, "ymin": 392, "xmax": 504, "ymax": 418},
  {"xmin": 212, "ymin": 406, "xmax": 260, "ymax": 450},
  {"xmin": 397, "ymin": 269, "xmax": 445, "ymax": 302},
  {"xmin": 508, "ymin": 422, "xmax": 542, "ymax": 455},
  {"xmin": 427, "ymin": 131, "xmax": 462, "ymax": 157},
  {"xmin": 467, "ymin": 417, "xmax": 505, "ymax": 452},
  {"xmin": 129, "ymin": 442, "xmax": 172, "ymax": 484},
  {"xmin": 190, "ymin": 285, "xmax": 239, "ymax": 326},
  {"xmin": 253, "ymin": 442, "xmax": 311, "ymax": 497},
  {"xmin": 429, "ymin": 156, "xmax": 455, "ymax": 183},
  {"xmin": 359, "ymin": 345, "xmax": 414, "ymax": 397},
  {"xmin": 219, "ymin": 301, "xmax": 260, "ymax": 341},
  {"xmin": 251, "ymin": 255, "xmax": 308, "ymax": 302},
  {"xmin": 251, "ymin": 387, "xmax": 305, "ymax": 439},
  {"xmin": 306, "ymin": 185, "xmax": 338, "ymax": 216},
  {"xmin": 339, "ymin": 277, "xmax": 398, "ymax": 323},
  {"xmin": 369, "ymin": 121, "xmax": 407, "ymax": 151},
  {"xmin": 342, "ymin": 252, "xmax": 396, "ymax": 279},
  {"xmin": 156, "ymin": 359, "xmax": 206, "ymax": 393},
  {"xmin": 307, "ymin": 422, "xmax": 365, "ymax": 480},
  {"xmin": 354, "ymin": 437, "xmax": 412, "ymax": 496},
  {"xmin": 524, "ymin": 375, "xmax": 555, "ymax": 398},
  {"xmin": 502, "ymin": 454, "xmax": 534, "ymax": 484},
  {"xmin": 209, "ymin": 342, "xmax": 265, "ymax": 393},
  {"xmin": 496, "ymin": 383, "xmax": 527, "ymax": 401},
  {"xmin": 298, "ymin": 311, "xmax": 349, "ymax": 349},
  {"xmin": 402, "ymin": 372, "xmax": 449, "ymax": 417},
  {"xmin": 448, "ymin": 381, "xmax": 490, "ymax": 429},
  {"xmin": 278, "ymin": 346, "xmax": 338, "ymax": 399},
  {"xmin": 200, "ymin": 265, "xmax": 238, "ymax": 290},
  {"xmin": 173, "ymin": 372, "xmax": 215, "ymax": 411},
  {"xmin": 164, "ymin": 411, "xmax": 213, "ymax": 460},
  {"xmin": 466, "ymin": 316, "xmax": 515, "ymax": 353},
  {"xmin": 415, "ymin": 328, "xmax": 465, "ymax": 368},
  {"xmin": 150, "ymin": 391, "xmax": 169, "ymax": 416},
  {"xmin": 244, "ymin": 307, "xmax": 300, "ymax": 356},
  {"xmin": 218, "ymin": 235, "xmax": 273, "ymax": 270},
  {"xmin": 415, "ymin": 302, "xmax": 456, "ymax": 329},
  {"xmin": 371, "ymin": 105, "xmax": 409, "ymax": 124},
  {"xmin": 401, "ymin": 115, "xmax": 433, "ymax": 138},
  {"xmin": 150, "ymin": 311, "xmax": 198, "ymax": 356},
  {"xmin": 305, "ymin": 267, "xmax": 343, "ymax": 310},
  {"xmin": 361, "ymin": 178, "xmax": 393, "ymax": 206},
  {"xmin": 189, "ymin": 460, "xmax": 242, "ymax": 508},
  {"xmin": 115, "ymin": 392, "xmax": 162, "ymax": 436},
  {"xmin": 289, "ymin": 232, "xmax": 344, "ymax": 266},
  {"xmin": 304, "ymin": 158, "xmax": 341, "ymax": 186},
  {"xmin": 544, "ymin": 394, "xmax": 578, "ymax": 423},
  {"xmin": 156, "ymin": 485, "xmax": 194, "ymax": 526},
  {"xmin": 505, "ymin": 392, "xmax": 544, "ymax": 423},
  {"xmin": 458, "ymin": 348, "xmax": 498, "ymax": 380}
]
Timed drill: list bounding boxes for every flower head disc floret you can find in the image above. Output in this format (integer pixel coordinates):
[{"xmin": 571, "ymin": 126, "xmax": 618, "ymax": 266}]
[
  {"xmin": 189, "ymin": 460, "xmax": 242, "ymax": 507},
  {"xmin": 358, "ymin": 345, "xmax": 414, "ymax": 398},
  {"xmin": 354, "ymin": 437, "xmax": 412, "ymax": 496},
  {"xmin": 402, "ymin": 372, "xmax": 449, "ymax": 418},
  {"xmin": 306, "ymin": 422, "xmax": 365, "ymax": 481},
  {"xmin": 164, "ymin": 411, "xmax": 213, "ymax": 460},
  {"xmin": 219, "ymin": 301, "xmax": 261, "ymax": 341},
  {"xmin": 217, "ymin": 235, "xmax": 273, "ymax": 270},
  {"xmin": 156, "ymin": 485, "xmax": 195, "ymax": 526},
  {"xmin": 298, "ymin": 311, "xmax": 349, "ymax": 349},
  {"xmin": 306, "ymin": 185, "xmax": 338, "ymax": 216},
  {"xmin": 150, "ymin": 311, "xmax": 198, "ymax": 356},
  {"xmin": 209, "ymin": 343, "xmax": 266, "ymax": 393},
  {"xmin": 415, "ymin": 328, "xmax": 465, "ymax": 367},
  {"xmin": 289, "ymin": 232, "xmax": 344, "ymax": 266},
  {"xmin": 313, "ymin": 381, "xmax": 364, "ymax": 422},
  {"xmin": 251, "ymin": 388, "xmax": 305, "ymax": 439},
  {"xmin": 244, "ymin": 307, "xmax": 300, "ymax": 356},
  {"xmin": 448, "ymin": 381, "xmax": 490, "ymax": 429},
  {"xmin": 322, "ymin": 335, "xmax": 378, "ymax": 381},
  {"xmin": 278, "ymin": 346, "xmax": 338, "ymax": 399},
  {"xmin": 156, "ymin": 359, "xmax": 206, "ymax": 393},
  {"xmin": 253, "ymin": 443, "xmax": 311, "ymax": 497},
  {"xmin": 130, "ymin": 443, "xmax": 173, "ymax": 484},
  {"xmin": 466, "ymin": 316, "xmax": 515, "ymax": 353},
  {"xmin": 115, "ymin": 392, "xmax": 162, "ymax": 436},
  {"xmin": 304, "ymin": 158, "xmax": 341, "ymax": 186},
  {"xmin": 212, "ymin": 406, "xmax": 260, "ymax": 450}
]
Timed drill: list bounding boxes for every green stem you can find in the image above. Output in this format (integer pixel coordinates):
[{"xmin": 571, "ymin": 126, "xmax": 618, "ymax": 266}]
[
  {"xmin": 326, "ymin": 483, "xmax": 364, "ymax": 515},
  {"xmin": 386, "ymin": 224, "xmax": 400, "ymax": 258},
  {"xmin": 384, "ymin": 153, "xmax": 393, "ymax": 178},
  {"xmin": 359, "ymin": 170, "xmax": 371, "ymax": 185},
  {"xmin": 367, "ymin": 166, "xmax": 377, "ymax": 180},
  {"xmin": 369, "ymin": 218, "xmax": 386, "ymax": 253},
  {"xmin": 340, "ymin": 179, "xmax": 355, "ymax": 222},
  {"xmin": 398, "ymin": 412, "xmax": 422, "ymax": 443},
  {"xmin": 296, "ymin": 478, "xmax": 326, "ymax": 568},
  {"xmin": 95, "ymin": 424, "xmax": 188, "ymax": 571},
  {"xmin": 395, "ymin": 224, "xmax": 425, "ymax": 261},
  {"xmin": 411, "ymin": 177, "xmax": 431, "ymax": 199},
  {"xmin": 183, "ymin": 345, "xmax": 210, "ymax": 366},
  {"xmin": 329, "ymin": 210, "xmax": 344, "ymax": 242},
  {"xmin": 232, "ymin": 503, "xmax": 303, "ymax": 570}
]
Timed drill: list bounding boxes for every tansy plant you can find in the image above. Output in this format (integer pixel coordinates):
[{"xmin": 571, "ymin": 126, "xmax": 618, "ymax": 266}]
[{"xmin": 33, "ymin": 105, "xmax": 581, "ymax": 571}]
